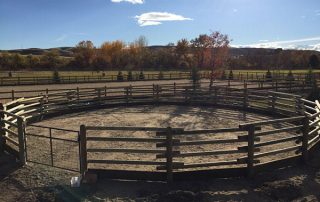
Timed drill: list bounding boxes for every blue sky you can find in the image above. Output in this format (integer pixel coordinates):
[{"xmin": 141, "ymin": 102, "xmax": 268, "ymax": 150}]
[{"xmin": 1, "ymin": 0, "xmax": 320, "ymax": 50}]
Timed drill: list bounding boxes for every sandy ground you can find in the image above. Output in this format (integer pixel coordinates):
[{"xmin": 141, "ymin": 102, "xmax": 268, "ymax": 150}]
[{"xmin": 25, "ymin": 105, "xmax": 300, "ymax": 172}]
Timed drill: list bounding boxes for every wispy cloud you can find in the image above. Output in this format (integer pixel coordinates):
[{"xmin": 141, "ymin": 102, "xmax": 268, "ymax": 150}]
[
  {"xmin": 54, "ymin": 34, "xmax": 68, "ymax": 42},
  {"xmin": 111, "ymin": 0, "xmax": 144, "ymax": 4},
  {"xmin": 233, "ymin": 36, "xmax": 320, "ymax": 51},
  {"xmin": 135, "ymin": 12, "xmax": 193, "ymax": 27},
  {"xmin": 54, "ymin": 33, "xmax": 88, "ymax": 42},
  {"xmin": 232, "ymin": 8, "xmax": 238, "ymax": 13}
]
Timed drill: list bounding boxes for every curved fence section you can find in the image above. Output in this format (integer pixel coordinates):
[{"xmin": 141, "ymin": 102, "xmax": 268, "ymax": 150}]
[{"xmin": 0, "ymin": 81, "xmax": 319, "ymax": 182}]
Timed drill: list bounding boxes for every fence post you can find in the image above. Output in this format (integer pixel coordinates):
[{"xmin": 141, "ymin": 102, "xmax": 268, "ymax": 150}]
[
  {"xmin": 174, "ymin": 82, "xmax": 176, "ymax": 96},
  {"xmin": 247, "ymin": 125, "xmax": 255, "ymax": 178},
  {"xmin": 11, "ymin": 90, "xmax": 15, "ymax": 101},
  {"xmin": 76, "ymin": 87, "xmax": 80, "ymax": 101},
  {"xmin": 156, "ymin": 85, "xmax": 160, "ymax": 104},
  {"xmin": 268, "ymin": 92, "xmax": 275, "ymax": 113},
  {"xmin": 17, "ymin": 117, "xmax": 26, "ymax": 165},
  {"xmin": 80, "ymin": 125, "xmax": 87, "ymax": 176},
  {"xmin": 104, "ymin": 86, "xmax": 107, "ymax": 97},
  {"xmin": 302, "ymin": 117, "xmax": 309, "ymax": 163},
  {"xmin": 0, "ymin": 104, "xmax": 5, "ymax": 153},
  {"xmin": 125, "ymin": 87, "xmax": 129, "ymax": 104},
  {"xmin": 166, "ymin": 127, "xmax": 173, "ymax": 183},
  {"xmin": 243, "ymin": 82, "xmax": 248, "ymax": 109}
]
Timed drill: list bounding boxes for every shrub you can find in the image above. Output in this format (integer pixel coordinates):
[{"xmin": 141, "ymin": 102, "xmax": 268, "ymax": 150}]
[
  {"xmin": 221, "ymin": 70, "xmax": 227, "ymax": 80},
  {"xmin": 286, "ymin": 70, "xmax": 295, "ymax": 82},
  {"xmin": 266, "ymin": 69, "xmax": 272, "ymax": 82},
  {"xmin": 52, "ymin": 70, "xmax": 60, "ymax": 83},
  {"xmin": 228, "ymin": 70, "xmax": 233, "ymax": 80},
  {"xmin": 191, "ymin": 67, "xmax": 200, "ymax": 86},
  {"xmin": 305, "ymin": 68, "xmax": 315, "ymax": 85},
  {"xmin": 139, "ymin": 71, "xmax": 145, "ymax": 80},
  {"xmin": 127, "ymin": 71, "xmax": 133, "ymax": 81},
  {"xmin": 158, "ymin": 71, "xmax": 164, "ymax": 80},
  {"xmin": 117, "ymin": 71, "xmax": 124, "ymax": 81}
]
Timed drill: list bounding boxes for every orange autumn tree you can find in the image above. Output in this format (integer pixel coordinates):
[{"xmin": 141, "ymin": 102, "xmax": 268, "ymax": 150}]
[{"xmin": 191, "ymin": 31, "xmax": 230, "ymax": 85}]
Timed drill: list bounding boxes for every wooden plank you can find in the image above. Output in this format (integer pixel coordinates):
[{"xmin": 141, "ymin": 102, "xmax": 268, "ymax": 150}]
[
  {"xmin": 85, "ymin": 126, "xmax": 183, "ymax": 132},
  {"xmin": 87, "ymin": 159, "xmax": 167, "ymax": 166},
  {"xmin": 6, "ymin": 104, "xmax": 25, "ymax": 113},
  {"xmin": 1, "ymin": 119, "xmax": 18, "ymax": 128},
  {"xmin": 87, "ymin": 148, "xmax": 166, "ymax": 154},
  {"xmin": 309, "ymin": 118, "xmax": 320, "ymax": 127},
  {"xmin": 1, "ymin": 110, "xmax": 21, "ymax": 119},
  {"xmin": 176, "ymin": 149, "xmax": 240, "ymax": 157},
  {"xmin": 254, "ymin": 135, "xmax": 302, "ymax": 147},
  {"xmin": 239, "ymin": 116, "xmax": 304, "ymax": 128},
  {"xmin": 157, "ymin": 127, "xmax": 242, "ymax": 136},
  {"xmin": 255, "ymin": 125, "xmax": 302, "ymax": 137},
  {"xmin": 308, "ymin": 127, "xmax": 319, "ymax": 136},
  {"xmin": 4, "ymin": 136, "xmax": 19, "ymax": 146},
  {"xmin": 3, "ymin": 128, "xmax": 18, "ymax": 137},
  {"xmin": 86, "ymin": 136, "xmax": 165, "ymax": 143},
  {"xmin": 254, "ymin": 145, "xmax": 301, "ymax": 158},
  {"xmin": 178, "ymin": 160, "xmax": 238, "ymax": 169},
  {"xmin": 301, "ymin": 98, "xmax": 316, "ymax": 106},
  {"xmin": 308, "ymin": 135, "xmax": 320, "ymax": 146},
  {"xmin": 176, "ymin": 138, "xmax": 242, "ymax": 146}
]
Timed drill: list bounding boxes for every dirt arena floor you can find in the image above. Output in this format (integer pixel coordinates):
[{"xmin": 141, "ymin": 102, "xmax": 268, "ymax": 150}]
[{"xmin": 25, "ymin": 105, "xmax": 300, "ymax": 172}]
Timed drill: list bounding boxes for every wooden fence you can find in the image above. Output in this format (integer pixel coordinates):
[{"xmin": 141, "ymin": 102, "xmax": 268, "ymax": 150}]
[
  {"xmin": 0, "ymin": 79, "xmax": 314, "ymax": 103},
  {"xmin": 0, "ymin": 81, "xmax": 319, "ymax": 182},
  {"xmin": 0, "ymin": 72, "xmax": 192, "ymax": 86}
]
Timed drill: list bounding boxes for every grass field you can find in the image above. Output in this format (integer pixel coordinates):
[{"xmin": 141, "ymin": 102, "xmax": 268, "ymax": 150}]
[{"xmin": 0, "ymin": 69, "xmax": 319, "ymax": 78}]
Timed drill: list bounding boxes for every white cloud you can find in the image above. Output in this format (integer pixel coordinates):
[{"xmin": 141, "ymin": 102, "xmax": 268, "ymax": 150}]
[
  {"xmin": 111, "ymin": 0, "xmax": 144, "ymax": 4},
  {"xmin": 54, "ymin": 33, "xmax": 88, "ymax": 42},
  {"xmin": 55, "ymin": 34, "xmax": 68, "ymax": 42},
  {"xmin": 233, "ymin": 8, "xmax": 238, "ymax": 13},
  {"xmin": 233, "ymin": 36, "xmax": 320, "ymax": 51},
  {"xmin": 135, "ymin": 12, "xmax": 193, "ymax": 26}
]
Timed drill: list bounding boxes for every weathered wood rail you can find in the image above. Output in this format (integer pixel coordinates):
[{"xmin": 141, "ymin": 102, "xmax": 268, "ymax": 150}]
[{"xmin": 0, "ymin": 81, "xmax": 319, "ymax": 182}]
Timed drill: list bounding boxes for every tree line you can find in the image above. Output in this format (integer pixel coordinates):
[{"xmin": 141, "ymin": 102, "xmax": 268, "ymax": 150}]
[{"xmin": 0, "ymin": 31, "xmax": 319, "ymax": 72}]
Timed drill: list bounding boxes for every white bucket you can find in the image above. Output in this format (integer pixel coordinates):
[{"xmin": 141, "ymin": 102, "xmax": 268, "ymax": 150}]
[{"xmin": 70, "ymin": 176, "xmax": 81, "ymax": 187}]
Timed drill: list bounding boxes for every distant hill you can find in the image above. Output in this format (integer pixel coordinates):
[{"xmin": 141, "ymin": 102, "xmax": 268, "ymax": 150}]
[{"xmin": 0, "ymin": 47, "xmax": 74, "ymax": 57}]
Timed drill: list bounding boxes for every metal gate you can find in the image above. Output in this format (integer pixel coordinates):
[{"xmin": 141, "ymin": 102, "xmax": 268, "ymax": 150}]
[{"xmin": 25, "ymin": 124, "xmax": 80, "ymax": 172}]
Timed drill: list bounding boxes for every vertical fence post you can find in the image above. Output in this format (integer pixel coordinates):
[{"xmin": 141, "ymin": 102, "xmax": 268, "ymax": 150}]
[
  {"xmin": 247, "ymin": 125, "xmax": 255, "ymax": 178},
  {"xmin": 166, "ymin": 127, "xmax": 173, "ymax": 183},
  {"xmin": 173, "ymin": 82, "xmax": 176, "ymax": 96},
  {"xmin": 17, "ymin": 117, "xmax": 26, "ymax": 165},
  {"xmin": 49, "ymin": 128, "xmax": 54, "ymax": 166},
  {"xmin": 156, "ymin": 85, "xmax": 160, "ymax": 104},
  {"xmin": 11, "ymin": 90, "xmax": 15, "ymax": 101},
  {"xmin": 125, "ymin": 87, "xmax": 129, "ymax": 104},
  {"xmin": 104, "ymin": 86, "xmax": 107, "ymax": 97},
  {"xmin": 243, "ymin": 82, "xmax": 248, "ymax": 109},
  {"xmin": 97, "ymin": 88, "xmax": 101, "ymax": 101},
  {"xmin": 0, "ymin": 104, "xmax": 5, "ymax": 153},
  {"xmin": 268, "ymin": 92, "xmax": 275, "ymax": 113},
  {"xmin": 302, "ymin": 117, "xmax": 309, "ymax": 163},
  {"xmin": 80, "ymin": 125, "xmax": 87, "ymax": 176},
  {"xmin": 76, "ymin": 87, "xmax": 80, "ymax": 101}
]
